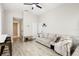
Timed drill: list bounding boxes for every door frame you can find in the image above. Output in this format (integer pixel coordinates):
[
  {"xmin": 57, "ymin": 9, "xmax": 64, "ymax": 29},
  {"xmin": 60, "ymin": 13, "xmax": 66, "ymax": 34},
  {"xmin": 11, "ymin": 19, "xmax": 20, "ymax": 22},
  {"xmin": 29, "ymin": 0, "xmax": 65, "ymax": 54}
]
[{"xmin": 13, "ymin": 20, "xmax": 20, "ymax": 40}]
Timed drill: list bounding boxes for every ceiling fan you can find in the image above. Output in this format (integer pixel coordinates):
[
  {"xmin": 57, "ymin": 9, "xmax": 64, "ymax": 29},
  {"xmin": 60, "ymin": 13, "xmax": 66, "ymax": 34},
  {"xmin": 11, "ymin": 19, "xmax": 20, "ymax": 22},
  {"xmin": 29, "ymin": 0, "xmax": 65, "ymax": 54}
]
[{"xmin": 24, "ymin": 3, "xmax": 42, "ymax": 10}]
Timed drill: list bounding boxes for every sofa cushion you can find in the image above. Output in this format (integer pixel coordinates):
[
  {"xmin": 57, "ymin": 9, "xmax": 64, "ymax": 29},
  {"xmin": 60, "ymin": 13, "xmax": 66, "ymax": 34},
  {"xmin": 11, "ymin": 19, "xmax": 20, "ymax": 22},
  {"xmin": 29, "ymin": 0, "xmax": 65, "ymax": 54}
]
[
  {"xmin": 48, "ymin": 33, "xmax": 57, "ymax": 42},
  {"xmin": 37, "ymin": 37, "xmax": 52, "ymax": 43},
  {"xmin": 43, "ymin": 33, "xmax": 49, "ymax": 38},
  {"xmin": 60, "ymin": 35, "xmax": 72, "ymax": 41},
  {"xmin": 36, "ymin": 37, "xmax": 51, "ymax": 47}
]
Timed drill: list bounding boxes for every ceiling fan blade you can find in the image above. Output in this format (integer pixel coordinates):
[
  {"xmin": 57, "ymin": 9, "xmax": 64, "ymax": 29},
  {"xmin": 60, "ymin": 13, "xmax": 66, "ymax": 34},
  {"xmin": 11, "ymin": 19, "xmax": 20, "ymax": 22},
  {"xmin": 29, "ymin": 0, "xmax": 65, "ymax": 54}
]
[
  {"xmin": 36, "ymin": 4, "xmax": 42, "ymax": 9},
  {"xmin": 24, "ymin": 3, "xmax": 32, "ymax": 5},
  {"xmin": 33, "ymin": 3, "xmax": 39, "ymax": 4}
]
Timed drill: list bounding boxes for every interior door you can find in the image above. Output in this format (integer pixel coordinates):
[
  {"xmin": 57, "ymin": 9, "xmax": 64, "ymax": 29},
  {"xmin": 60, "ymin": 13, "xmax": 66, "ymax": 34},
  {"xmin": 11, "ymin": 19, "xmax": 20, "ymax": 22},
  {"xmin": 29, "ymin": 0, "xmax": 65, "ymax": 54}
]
[{"xmin": 13, "ymin": 23, "xmax": 18, "ymax": 37}]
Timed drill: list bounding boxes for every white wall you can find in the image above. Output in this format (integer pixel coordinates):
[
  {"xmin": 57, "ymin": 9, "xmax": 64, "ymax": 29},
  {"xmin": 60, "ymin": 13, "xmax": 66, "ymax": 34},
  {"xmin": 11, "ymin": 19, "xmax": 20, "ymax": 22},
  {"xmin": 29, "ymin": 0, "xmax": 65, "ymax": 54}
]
[
  {"xmin": 38, "ymin": 4, "xmax": 79, "ymax": 36},
  {"xmin": 0, "ymin": 4, "xmax": 12, "ymax": 35},
  {"xmin": 0, "ymin": 4, "xmax": 6, "ymax": 35},
  {"xmin": 1, "ymin": 6, "xmax": 8, "ymax": 34},
  {"xmin": 0, "ymin": 4, "xmax": 2, "ymax": 35},
  {"xmin": 4, "ymin": 10, "xmax": 23, "ymax": 35},
  {"xmin": 23, "ymin": 12, "xmax": 38, "ymax": 37}
]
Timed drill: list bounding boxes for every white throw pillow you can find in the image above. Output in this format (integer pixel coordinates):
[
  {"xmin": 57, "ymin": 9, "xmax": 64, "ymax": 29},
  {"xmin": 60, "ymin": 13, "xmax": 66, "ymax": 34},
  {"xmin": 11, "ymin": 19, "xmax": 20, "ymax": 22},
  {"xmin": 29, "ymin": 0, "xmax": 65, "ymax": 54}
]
[{"xmin": 48, "ymin": 33, "xmax": 57, "ymax": 42}]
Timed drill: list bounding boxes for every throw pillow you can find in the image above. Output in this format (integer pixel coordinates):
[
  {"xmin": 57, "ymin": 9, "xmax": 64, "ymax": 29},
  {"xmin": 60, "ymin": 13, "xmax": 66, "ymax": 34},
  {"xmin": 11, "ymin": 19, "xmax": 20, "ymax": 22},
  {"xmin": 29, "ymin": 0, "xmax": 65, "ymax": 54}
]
[{"xmin": 55, "ymin": 36, "xmax": 61, "ymax": 43}]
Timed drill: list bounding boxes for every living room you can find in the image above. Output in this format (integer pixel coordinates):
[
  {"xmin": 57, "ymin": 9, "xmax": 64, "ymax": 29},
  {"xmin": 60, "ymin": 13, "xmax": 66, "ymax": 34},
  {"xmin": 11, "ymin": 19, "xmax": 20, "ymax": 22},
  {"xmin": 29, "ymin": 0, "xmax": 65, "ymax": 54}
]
[{"xmin": 0, "ymin": 2, "xmax": 79, "ymax": 56}]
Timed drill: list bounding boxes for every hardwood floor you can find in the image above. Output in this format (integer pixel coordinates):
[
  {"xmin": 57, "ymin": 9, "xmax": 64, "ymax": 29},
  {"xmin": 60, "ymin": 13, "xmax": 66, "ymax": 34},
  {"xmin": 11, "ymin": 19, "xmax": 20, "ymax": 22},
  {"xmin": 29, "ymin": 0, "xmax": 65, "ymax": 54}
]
[{"xmin": 2, "ymin": 40, "xmax": 59, "ymax": 56}]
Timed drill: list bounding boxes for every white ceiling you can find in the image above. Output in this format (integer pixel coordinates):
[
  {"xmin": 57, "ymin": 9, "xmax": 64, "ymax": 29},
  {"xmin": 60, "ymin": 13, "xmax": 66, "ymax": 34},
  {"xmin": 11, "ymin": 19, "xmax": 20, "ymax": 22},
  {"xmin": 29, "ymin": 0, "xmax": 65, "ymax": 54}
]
[
  {"xmin": 2, "ymin": 3, "xmax": 23, "ymax": 13},
  {"xmin": 2, "ymin": 3, "xmax": 62, "ymax": 15},
  {"xmin": 24, "ymin": 3, "xmax": 62, "ymax": 15}
]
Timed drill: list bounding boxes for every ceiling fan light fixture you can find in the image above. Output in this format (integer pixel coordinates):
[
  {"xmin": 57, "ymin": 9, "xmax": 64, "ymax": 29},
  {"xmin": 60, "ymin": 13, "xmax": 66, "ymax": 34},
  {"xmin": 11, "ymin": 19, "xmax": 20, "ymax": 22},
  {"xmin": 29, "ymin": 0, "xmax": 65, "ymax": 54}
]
[{"xmin": 32, "ymin": 4, "xmax": 36, "ymax": 8}]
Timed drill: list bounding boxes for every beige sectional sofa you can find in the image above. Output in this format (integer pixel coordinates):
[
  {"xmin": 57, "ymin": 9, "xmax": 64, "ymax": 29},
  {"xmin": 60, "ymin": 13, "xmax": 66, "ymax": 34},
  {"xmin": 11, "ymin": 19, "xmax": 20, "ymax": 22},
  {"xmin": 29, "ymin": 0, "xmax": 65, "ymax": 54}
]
[{"xmin": 36, "ymin": 33, "xmax": 72, "ymax": 56}]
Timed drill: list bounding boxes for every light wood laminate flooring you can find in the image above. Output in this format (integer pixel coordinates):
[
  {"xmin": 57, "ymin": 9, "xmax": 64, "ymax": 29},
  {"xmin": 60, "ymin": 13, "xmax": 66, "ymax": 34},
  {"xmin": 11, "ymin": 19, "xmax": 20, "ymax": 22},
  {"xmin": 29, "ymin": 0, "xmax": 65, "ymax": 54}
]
[{"xmin": 2, "ymin": 40, "xmax": 59, "ymax": 56}]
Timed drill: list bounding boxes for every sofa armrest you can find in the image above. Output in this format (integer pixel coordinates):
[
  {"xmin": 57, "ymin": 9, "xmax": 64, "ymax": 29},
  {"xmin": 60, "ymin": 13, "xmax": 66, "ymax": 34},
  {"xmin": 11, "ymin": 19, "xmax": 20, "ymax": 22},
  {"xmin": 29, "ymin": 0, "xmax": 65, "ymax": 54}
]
[{"xmin": 54, "ymin": 40, "xmax": 72, "ymax": 56}]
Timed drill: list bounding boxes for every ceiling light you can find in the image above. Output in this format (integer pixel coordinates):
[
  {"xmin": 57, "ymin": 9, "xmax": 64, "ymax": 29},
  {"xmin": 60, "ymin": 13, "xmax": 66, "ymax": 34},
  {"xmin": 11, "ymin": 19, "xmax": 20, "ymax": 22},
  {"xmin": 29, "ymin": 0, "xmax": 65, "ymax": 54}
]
[{"xmin": 32, "ymin": 4, "xmax": 36, "ymax": 7}]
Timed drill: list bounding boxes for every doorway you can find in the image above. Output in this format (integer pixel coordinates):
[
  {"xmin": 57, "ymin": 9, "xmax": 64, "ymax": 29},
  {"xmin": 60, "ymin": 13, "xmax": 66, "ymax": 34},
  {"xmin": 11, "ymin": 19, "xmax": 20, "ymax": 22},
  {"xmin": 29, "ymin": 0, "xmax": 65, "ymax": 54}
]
[{"xmin": 13, "ymin": 18, "xmax": 20, "ymax": 42}]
